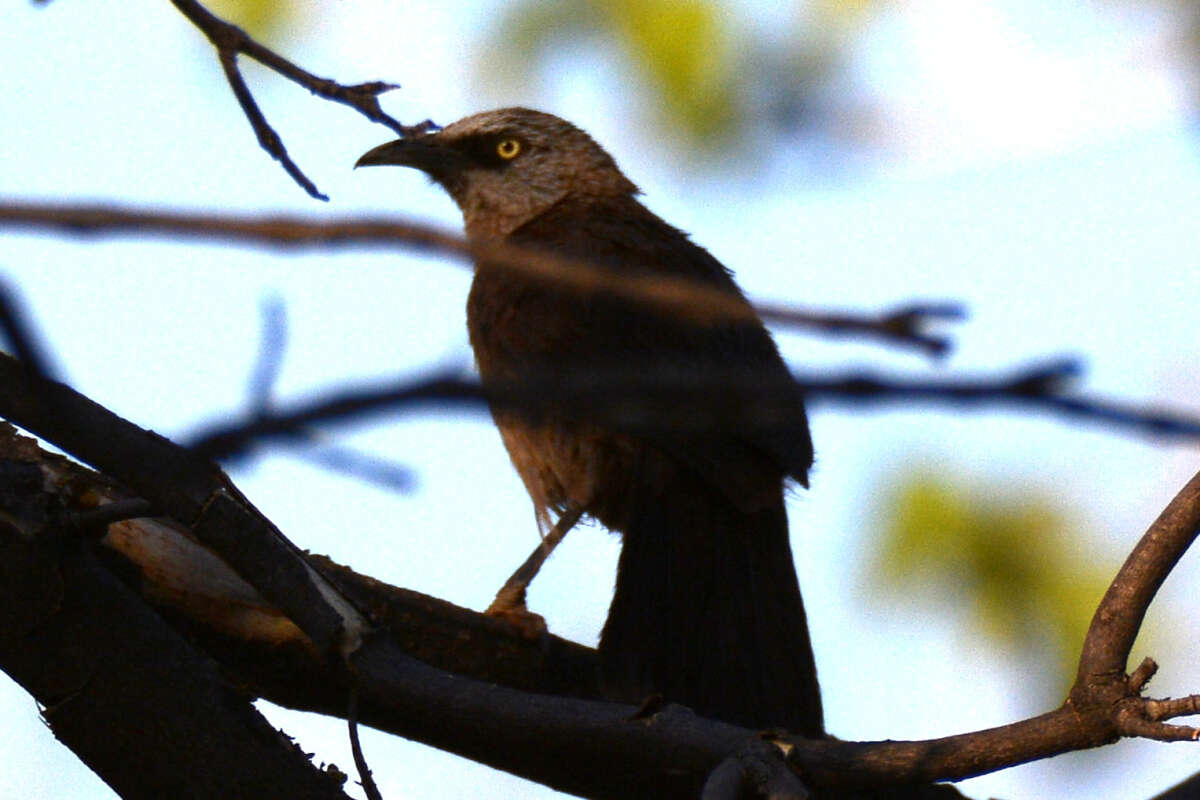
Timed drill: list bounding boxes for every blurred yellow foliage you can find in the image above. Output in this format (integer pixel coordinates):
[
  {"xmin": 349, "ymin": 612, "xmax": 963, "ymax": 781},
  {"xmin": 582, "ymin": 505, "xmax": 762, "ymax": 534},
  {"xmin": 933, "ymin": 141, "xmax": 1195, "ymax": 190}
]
[
  {"xmin": 490, "ymin": 0, "xmax": 741, "ymax": 144},
  {"xmin": 205, "ymin": 0, "xmax": 296, "ymax": 42},
  {"xmin": 597, "ymin": 0, "xmax": 739, "ymax": 141},
  {"xmin": 871, "ymin": 470, "xmax": 1116, "ymax": 689},
  {"xmin": 812, "ymin": 0, "xmax": 879, "ymax": 28},
  {"xmin": 485, "ymin": 0, "xmax": 897, "ymax": 152}
]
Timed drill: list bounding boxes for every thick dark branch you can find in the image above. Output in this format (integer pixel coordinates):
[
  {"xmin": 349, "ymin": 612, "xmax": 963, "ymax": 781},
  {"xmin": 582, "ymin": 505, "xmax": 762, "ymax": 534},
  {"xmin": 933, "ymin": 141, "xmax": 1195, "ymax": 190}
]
[
  {"xmin": 2, "ymin": 423, "xmax": 1198, "ymax": 798},
  {"xmin": 164, "ymin": 0, "xmax": 433, "ymax": 198},
  {"xmin": 1, "ymin": 288, "xmax": 1195, "ymax": 794},
  {"xmin": 701, "ymin": 737, "xmax": 811, "ymax": 799},
  {"xmin": 0, "ymin": 352, "xmax": 363, "ymax": 658},
  {"xmin": 0, "ymin": 201, "xmax": 958, "ymax": 355},
  {"xmin": 0, "ymin": 462, "xmax": 350, "ymax": 799},
  {"xmin": 1, "ymin": 287, "xmax": 1196, "ymax": 792}
]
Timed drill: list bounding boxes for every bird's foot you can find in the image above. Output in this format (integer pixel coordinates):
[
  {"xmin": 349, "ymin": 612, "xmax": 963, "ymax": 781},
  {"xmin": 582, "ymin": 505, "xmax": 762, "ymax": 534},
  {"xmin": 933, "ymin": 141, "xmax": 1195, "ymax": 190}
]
[{"xmin": 485, "ymin": 586, "xmax": 547, "ymax": 639}]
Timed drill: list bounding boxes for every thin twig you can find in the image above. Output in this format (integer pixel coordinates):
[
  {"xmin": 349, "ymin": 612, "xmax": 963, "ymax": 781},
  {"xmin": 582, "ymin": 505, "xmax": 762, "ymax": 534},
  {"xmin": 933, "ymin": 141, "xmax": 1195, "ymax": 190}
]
[
  {"xmin": 248, "ymin": 296, "xmax": 287, "ymax": 414},
  {"xmin": 166, "ymin": 0, "xmax": 434, "ymax": 199},
  {"xmin": 757, "ymin": 300, "xmax": 963, "ymax": 357},
  {"xmin": 1143, "ymin": 695, "xmax": 1200, "ymax": 724},
  {"xmin": 347, "ymin": 689, "xmax": 384, "ymax": 800},
  {"xmin": 232, "ymin": 297, "xmax": 415, "ymax": 490},
  {"xmin": 297, "ymin": 444, "xmax": 415, "ymax": 493},
  {"xmin": 1127, "ymin": 657, "xmax": 1159, "ymax": 692},
  {"xmin": 183, "ymin": 361, "xmax": 1200, "ymax": 461},
  {"xmin": 0, "ymin": 201, "xmax": 960, "ymax": 356},
  {"xmin": 215, "ymin": 47, "xmax": 327, "ymax": 200}
]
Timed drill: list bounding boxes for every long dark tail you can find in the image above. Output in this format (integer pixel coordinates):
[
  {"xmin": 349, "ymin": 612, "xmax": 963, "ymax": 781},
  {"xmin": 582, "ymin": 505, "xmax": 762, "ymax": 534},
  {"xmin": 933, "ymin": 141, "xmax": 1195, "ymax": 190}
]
[{"xmin": 598, "ymin": 473, "xmax": 824, "ymax": 736}]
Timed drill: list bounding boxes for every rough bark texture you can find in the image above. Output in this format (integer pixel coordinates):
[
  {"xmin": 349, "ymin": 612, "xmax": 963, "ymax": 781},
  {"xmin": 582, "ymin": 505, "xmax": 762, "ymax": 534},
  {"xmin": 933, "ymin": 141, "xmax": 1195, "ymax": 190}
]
[{"xmin": 0, "ymin": 458, "xmax": 350, "ymax": 800}]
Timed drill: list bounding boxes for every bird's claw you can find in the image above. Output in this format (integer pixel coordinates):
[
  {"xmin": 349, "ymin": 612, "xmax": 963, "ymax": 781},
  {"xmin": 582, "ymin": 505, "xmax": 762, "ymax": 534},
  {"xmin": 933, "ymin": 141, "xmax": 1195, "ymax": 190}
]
[{"xmin": 485, "ymin": 588, "xmax": 548, "ymax": 639}]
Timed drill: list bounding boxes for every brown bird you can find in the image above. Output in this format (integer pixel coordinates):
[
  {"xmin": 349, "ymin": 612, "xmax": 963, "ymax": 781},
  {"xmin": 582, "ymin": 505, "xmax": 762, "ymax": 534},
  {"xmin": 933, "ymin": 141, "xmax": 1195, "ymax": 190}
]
[{"xmin": 356, "ymin": 108, "xmax": 823, "ymax": 736}]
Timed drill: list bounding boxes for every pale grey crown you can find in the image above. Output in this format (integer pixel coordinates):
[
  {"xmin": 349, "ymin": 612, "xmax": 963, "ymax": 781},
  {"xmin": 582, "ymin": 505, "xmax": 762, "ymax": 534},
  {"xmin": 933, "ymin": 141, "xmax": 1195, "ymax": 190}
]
[{"xmin": 418, "ymin": 108, "xmax": 638, "ymax": 239}]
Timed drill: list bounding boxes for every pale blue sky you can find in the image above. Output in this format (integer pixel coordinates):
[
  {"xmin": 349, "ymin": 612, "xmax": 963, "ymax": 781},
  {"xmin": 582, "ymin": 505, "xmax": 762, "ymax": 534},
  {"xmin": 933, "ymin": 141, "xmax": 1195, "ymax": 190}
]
[{"xmin": 2, "ymin": 2, "xmax": 1198, "ymax": 798}]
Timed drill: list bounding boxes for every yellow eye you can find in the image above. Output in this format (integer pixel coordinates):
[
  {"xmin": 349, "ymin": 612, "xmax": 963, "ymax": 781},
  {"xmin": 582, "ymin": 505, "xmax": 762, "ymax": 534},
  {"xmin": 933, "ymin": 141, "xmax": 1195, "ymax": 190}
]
[{"xmin": 496, "ymin": 138, "xmax": 522, "ymax": 159}]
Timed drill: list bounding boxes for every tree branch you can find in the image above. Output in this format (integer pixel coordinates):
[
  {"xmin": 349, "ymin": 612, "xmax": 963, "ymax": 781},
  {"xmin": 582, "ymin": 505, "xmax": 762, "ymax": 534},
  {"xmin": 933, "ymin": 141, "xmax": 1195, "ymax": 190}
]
[
  {"xmin": 181, "ymin": 360, "xmax": 1200, "ymax": 464},
  {"xmin": 2, "ymin": 414, "xmax": 1198, "ymax": 797},
  {"xmin": 1, "ymin": 289, "xmax": 1197, "ymax": 796},
  {"xmin": 163, "ymin": 0, "xmax": 434, "ymax": 199},
  {"xmin": 1076, "ymin": 470, "xmax": 1200, "ymax": 680},
  {"xmin": 0, "ymin": 453, "xmax": 351, "ymax": 799},
  {"xmin": 0, "ymin": 350, "xmax": 365, "ymax": 660},
  {"xmin": 0, "ymin": 200, "xmax": 959, "ymax": 356}
]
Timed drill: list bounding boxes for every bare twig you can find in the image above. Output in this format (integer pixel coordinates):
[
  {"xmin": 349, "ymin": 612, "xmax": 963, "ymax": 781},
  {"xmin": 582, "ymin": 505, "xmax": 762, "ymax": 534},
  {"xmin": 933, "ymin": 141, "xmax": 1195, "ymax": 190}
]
[
  {"xmin": 296, "ymin": 444, "xmax": 415, "ymax": 493},
  {"xmin": 183, "ymin": 360, "xmax": 1200, "ymax": 462},
  {"xmin": 165, "ymin": 0, "xmax": 435, "ymax": 199},
  {"xmin": 1143, "ymin": 695, "xmax": 1200, "ymax": 724},
  {"xmin": 1118, "ymin": 708, "xmax": 1200, "ymax": 742},
  {"xmin": 0, "ymin": 201, "xmax": 959, "ymax": 356},
  {"xmin": 1128, "ymin": 657, "xmax": 1159, "ymax": 692},
  {"xmin": 238, "ymin": 296, "xmax": 415, "ymax": 490},
  {"xmin": 247, "ymin": 296, "xmax": 287, "ymax": 414},
  {"xmin": 347, "ymin": 690, "xmax": 385, "ymax": 800},
  {"xmin": 767, "ymin": 300, "xmax": 963, "ymax": 358}
]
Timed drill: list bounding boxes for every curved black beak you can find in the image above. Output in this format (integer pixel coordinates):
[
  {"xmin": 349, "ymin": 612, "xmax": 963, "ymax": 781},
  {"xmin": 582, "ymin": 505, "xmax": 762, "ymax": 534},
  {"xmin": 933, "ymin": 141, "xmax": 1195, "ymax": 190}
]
[
  {"xmin": 355, "ymin": 139, "xmax": 411, "ymax": 169},
  {"xmin": 354, "ymin": 136, "xmax": 465, "ymax": 179}
]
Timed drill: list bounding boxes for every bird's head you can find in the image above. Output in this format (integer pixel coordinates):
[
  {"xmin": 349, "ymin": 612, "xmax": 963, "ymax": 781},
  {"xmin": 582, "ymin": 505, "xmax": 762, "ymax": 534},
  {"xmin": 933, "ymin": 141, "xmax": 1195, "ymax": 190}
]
[{"xmin": 356, "ymin": 108, "xmax": 637, "ymax": 239}]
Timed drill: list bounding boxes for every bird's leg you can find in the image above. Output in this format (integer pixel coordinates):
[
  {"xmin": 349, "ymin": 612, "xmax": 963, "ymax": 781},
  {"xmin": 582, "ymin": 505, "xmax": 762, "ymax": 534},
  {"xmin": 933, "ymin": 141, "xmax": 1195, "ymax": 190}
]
[{"xmin": 485, "ymin": 502, "xmax": 584, "ymax": 637}]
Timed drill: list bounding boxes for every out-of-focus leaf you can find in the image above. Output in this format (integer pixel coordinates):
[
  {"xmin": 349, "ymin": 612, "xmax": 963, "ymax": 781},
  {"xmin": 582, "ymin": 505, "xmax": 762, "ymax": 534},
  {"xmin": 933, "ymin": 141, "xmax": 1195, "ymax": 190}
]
[
  {"xmin": 493, "ymin": 1, "xmax": 598, "ymax": 58},
  {"xmin": 869, "ymin": 469, "xmax": 1116, "ymax": 690},
  {"xmin": 483, "ymin": 0, "xmax": 888, "ymax": 154},
  {"xmin": 597, "ymin": 0, "xmax": 740, "ymax": 142},
  {"xmin": 812, "ymin": 0, "xmax": 882, "ymax": 30},
  {"xmin": 488, "ymin": 0, "xmax": 741, "ymax": 144}
]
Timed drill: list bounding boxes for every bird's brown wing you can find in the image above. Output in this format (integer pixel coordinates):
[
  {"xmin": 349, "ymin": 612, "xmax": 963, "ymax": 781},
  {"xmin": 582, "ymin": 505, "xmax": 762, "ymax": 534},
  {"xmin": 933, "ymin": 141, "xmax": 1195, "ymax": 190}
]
[{"xmin": 499, "ymin": 193, "xmax": 813, "ymax": 511}]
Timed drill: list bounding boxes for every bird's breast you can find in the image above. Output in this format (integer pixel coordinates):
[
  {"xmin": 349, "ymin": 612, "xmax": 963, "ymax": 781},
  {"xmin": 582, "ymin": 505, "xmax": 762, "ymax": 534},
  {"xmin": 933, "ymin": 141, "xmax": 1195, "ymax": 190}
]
[{"xmin": 466, "ymin": 263, "xmax": 585, "ymax": 374}]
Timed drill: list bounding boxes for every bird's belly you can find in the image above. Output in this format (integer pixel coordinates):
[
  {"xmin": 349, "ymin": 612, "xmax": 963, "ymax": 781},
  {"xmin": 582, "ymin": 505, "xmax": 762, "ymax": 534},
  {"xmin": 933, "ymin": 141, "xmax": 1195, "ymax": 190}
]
[
  {"xmin": 468, "ymin": 266, "xmax": 675, "ymax": 530},
  {"xmin": 493, "ymin": 413, "xmax": 653, "ymax": 531}
]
